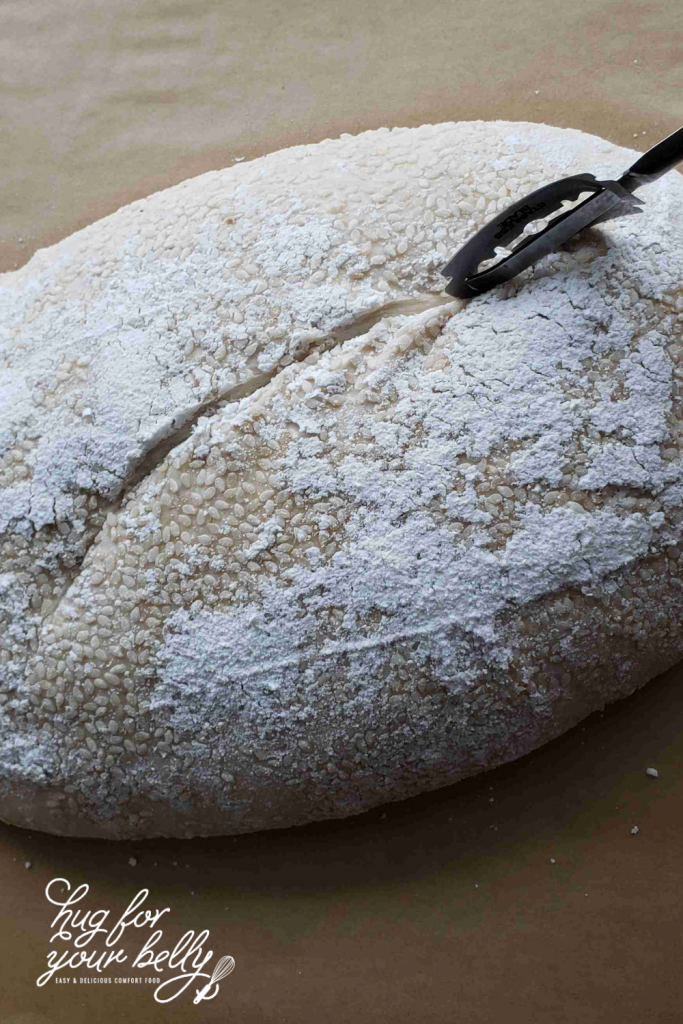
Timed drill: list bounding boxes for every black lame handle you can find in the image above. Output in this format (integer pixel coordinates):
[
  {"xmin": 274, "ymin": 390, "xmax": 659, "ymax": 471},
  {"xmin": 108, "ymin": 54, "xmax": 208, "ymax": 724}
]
[{"xmin": 619, "ymin": 126, "xmax": 683, "ymax": 192}]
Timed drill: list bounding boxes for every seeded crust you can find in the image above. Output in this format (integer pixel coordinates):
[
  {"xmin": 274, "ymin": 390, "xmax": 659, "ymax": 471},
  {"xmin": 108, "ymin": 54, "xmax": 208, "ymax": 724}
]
[{"xmin": 1, "ymin": 120, "xmax": 682, "ymax": 839}]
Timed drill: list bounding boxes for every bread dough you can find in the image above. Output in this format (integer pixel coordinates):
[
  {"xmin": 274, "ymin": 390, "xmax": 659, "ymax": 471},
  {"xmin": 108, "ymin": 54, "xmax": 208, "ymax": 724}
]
[{"xmin": 1, "ymin": 120, "xmax": 682, "ymax": 838}]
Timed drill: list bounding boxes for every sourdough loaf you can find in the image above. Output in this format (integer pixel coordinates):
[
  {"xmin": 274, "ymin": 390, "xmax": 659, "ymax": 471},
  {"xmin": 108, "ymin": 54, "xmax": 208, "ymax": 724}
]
[{"xmin": 1, "ymin": 120, "xmax": 682, "ymax": 838}]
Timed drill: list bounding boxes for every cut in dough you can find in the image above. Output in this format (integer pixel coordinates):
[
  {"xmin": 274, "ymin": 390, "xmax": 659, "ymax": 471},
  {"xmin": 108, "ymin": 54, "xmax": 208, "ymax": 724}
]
[{"xmin": 1, "ymin": 120, "xmax": 682, "ymax": 839}]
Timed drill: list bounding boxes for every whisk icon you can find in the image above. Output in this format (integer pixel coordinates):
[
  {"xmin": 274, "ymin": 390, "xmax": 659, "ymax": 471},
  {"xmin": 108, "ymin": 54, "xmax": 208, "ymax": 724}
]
[{"xmin": 193, "ymin": 955, "xmax": 235, "ymax": 1003}]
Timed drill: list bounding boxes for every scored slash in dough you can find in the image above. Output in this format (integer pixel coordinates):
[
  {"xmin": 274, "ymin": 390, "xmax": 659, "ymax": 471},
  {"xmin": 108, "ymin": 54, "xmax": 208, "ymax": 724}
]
[{"xmin": 0, "ymin": 120, "xmax": 682, "ymax": 838}]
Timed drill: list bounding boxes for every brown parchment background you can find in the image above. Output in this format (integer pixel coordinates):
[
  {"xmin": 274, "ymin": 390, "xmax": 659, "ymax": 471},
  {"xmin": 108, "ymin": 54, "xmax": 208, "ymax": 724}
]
[{"xmin": 1, "ymin": 1, "xmax": 682, "ymax": 1021}]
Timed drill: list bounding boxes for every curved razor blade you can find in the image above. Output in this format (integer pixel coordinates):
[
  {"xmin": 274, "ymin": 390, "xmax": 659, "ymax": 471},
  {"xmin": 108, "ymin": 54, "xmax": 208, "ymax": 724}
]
[
  {"xmin": 441, "ymin": 176, "xmax": 642, "ymax": 299},
  {"xmin": 440, "ymin": 125, "xmax": 683, "ymax": 300}
]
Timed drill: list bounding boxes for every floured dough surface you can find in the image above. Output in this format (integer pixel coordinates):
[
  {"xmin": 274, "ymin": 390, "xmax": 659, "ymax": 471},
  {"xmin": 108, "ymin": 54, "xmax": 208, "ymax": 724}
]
[{"xmin": 1, "ymin": 120, "xmax": 682, "ymax": 838}]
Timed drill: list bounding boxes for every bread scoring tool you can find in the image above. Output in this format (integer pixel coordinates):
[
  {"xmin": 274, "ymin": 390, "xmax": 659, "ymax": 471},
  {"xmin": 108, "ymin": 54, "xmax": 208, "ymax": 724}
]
[{"xmin": 440, "ymin": 125, "xmax": 683, "ymax": 299}]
